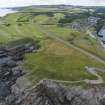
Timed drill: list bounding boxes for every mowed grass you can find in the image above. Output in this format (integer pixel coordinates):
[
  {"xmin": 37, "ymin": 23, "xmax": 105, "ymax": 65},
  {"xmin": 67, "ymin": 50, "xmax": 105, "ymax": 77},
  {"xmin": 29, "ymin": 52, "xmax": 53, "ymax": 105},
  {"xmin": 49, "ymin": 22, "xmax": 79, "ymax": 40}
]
[
  {"xmin": 0, "ymin": 13, "xmax": 44, "ymax": 43},
  {"xmin": 23, "ymin": 37, "xmax": 105, "ymax": 83}
]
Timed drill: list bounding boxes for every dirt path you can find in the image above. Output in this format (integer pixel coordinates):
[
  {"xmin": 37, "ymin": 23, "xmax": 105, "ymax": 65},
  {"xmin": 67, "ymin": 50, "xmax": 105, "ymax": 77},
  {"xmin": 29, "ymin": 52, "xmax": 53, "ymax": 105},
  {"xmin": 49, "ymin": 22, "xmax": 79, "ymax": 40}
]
[
  {"xmin": 84, "ymin": 66, "xmax": 104, "ymax": 84},
  {"xmin": 33, "ymin": 25, "xmax": 105, "ymax": 84},
  {"xmin": 31, "ymin": 20, "xmax": 105, "ymax": 65},
  {"xmin": 29, "ymin": 21, "xmax": 105, "ymax": 84},
  {"xmin": 42, "ymin": 67, "xmax": 105, "ymax": 84},
  {"xmin": 37, "ymin": 25, "xmax": 105, "ymax": 65}
]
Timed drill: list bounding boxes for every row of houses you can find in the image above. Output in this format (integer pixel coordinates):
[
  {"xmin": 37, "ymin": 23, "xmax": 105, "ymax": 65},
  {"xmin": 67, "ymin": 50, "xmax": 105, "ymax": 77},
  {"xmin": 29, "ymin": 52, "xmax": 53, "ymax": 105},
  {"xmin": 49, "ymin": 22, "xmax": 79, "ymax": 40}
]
[{"xmin": 64, "ymin": 16, "xmax": 100, "ymax": 31}]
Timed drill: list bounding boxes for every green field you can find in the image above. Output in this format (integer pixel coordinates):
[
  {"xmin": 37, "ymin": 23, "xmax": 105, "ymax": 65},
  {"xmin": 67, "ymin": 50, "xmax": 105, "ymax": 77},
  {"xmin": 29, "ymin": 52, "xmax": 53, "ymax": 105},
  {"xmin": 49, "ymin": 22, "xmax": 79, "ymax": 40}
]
[
  {"xmin": 23, "ymin": 38, "xmax": 104, "ymax": 82},
  {"xmin": 0, "ymin": 8, "xmax": 105, "ymax": 85}
]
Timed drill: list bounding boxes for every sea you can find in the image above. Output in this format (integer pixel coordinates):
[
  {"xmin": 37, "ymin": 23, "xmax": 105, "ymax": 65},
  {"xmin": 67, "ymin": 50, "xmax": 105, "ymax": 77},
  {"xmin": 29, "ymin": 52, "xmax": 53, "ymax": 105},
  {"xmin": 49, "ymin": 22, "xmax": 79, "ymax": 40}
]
[{"xmin": 0, "ymin": 8, "xmax": 17, "ymax": 17}]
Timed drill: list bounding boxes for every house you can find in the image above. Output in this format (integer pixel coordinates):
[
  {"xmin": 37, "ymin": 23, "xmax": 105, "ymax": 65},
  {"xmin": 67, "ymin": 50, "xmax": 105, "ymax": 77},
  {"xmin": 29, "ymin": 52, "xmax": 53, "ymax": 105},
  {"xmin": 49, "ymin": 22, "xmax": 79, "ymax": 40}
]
[
  {"xmin": 88, "ymin": 16, "xmax": 100, "ymax": 26},
  {"xmin": 98, "ymin": 26, "xmax": 105, "ymax": 42}
]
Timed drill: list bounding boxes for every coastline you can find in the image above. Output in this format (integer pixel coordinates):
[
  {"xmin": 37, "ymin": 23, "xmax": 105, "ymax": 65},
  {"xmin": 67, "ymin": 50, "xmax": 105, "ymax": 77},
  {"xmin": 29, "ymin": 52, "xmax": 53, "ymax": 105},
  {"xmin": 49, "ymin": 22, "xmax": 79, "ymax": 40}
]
[{"xmin": 0, "ymin": 8, "xmax": 18, "ymax": 17}]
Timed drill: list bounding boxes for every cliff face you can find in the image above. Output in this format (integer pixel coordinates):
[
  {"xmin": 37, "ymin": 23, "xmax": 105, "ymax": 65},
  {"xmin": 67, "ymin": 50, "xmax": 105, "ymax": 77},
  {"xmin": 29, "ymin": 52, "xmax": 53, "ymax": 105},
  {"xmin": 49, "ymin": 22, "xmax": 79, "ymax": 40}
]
[{"xmin": 22, "ymin": 80, "xmax": 105, "ymax": 105}]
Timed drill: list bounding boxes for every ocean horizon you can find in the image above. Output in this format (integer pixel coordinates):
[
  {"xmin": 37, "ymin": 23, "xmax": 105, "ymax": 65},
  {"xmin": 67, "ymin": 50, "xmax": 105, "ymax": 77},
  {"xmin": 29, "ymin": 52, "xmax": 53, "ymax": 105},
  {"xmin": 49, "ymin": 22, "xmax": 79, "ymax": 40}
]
[{"xmin": 0, "ymin": 8, "xmax": 17, "ymax": 17}]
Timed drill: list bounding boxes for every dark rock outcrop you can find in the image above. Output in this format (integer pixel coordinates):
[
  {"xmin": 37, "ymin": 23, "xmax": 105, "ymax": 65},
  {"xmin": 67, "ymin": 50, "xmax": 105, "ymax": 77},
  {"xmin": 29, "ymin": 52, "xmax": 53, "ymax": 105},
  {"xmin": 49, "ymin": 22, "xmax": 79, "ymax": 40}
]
[
  {"xmin": 0, "ymin": 39, "xmax": 39, "ymax": 105},
  {"xmin": 21, "ymin": 80, "xmax": 105, "ymax": 105}
]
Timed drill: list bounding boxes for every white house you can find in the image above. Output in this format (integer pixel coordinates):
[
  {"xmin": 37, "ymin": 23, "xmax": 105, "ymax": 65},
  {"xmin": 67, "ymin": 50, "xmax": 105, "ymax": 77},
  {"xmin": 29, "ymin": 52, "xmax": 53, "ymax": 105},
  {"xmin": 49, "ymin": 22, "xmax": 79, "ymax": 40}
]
[{"xmin": 98, "ymin": 26, "xmax": 105, "ymax": 42}]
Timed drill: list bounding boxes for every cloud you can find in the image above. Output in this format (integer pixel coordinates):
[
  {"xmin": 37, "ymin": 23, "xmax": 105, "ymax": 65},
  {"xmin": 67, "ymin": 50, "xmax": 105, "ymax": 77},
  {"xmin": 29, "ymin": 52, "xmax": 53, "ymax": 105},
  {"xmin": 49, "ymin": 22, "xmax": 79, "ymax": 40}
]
[{"xmin": 0, "ymin": 0, "xmax": 105, "ymax": 8}]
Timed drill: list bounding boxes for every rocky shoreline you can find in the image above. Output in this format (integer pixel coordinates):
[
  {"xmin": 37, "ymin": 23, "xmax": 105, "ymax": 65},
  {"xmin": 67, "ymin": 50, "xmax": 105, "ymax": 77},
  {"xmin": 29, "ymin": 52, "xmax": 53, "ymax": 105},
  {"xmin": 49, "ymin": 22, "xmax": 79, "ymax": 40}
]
[{"xmin": 0, "ymin": 39, "xmax": 39, "ymax": 105}]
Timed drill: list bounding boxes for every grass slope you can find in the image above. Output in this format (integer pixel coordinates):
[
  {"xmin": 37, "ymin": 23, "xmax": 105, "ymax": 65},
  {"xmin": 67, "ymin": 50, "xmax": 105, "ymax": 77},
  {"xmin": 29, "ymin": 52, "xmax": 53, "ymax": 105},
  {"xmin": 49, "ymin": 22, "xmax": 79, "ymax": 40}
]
[{"xmin": 23, "ymin": 38, "xmax": 104, "ymax": 83}]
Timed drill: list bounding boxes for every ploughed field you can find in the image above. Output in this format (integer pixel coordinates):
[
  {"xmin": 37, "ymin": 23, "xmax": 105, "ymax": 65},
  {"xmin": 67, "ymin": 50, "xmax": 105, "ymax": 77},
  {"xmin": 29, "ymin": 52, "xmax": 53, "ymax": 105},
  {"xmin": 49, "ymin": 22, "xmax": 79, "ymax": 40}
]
[{"xmin": 0, "ymin": 9, "xmax": 105, "ymax": 85}]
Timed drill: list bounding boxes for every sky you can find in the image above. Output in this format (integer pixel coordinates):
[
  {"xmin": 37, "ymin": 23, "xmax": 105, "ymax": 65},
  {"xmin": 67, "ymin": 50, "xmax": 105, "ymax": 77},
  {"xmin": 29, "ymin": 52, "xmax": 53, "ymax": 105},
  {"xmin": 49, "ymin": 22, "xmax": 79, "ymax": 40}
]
[{"xmin": 0, "ymin": 0, "xmax": 105, "ymax": 8}]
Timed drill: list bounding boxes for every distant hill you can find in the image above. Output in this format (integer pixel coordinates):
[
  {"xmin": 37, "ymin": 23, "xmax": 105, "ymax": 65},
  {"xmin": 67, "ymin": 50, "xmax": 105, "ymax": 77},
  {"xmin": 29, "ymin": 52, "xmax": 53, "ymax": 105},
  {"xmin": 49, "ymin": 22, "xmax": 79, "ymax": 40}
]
[{"xmin": 7, "ymin": 5, "xmax": 97, "ymax": 11}]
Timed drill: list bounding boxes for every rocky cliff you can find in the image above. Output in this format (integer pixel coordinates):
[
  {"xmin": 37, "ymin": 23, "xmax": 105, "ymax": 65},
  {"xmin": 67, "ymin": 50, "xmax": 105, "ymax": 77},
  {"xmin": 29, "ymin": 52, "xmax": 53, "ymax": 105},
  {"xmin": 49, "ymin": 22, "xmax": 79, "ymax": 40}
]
[
  {"xmin": 22, "ymin": 80, "xmax": 105, "ymax": 105},
  {"xmin": 0, "ymin": 39, "xmax": 39, "ymax": 105}
]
